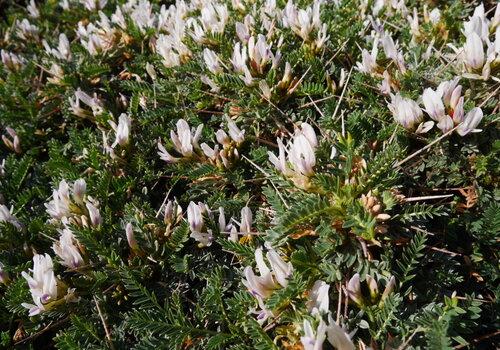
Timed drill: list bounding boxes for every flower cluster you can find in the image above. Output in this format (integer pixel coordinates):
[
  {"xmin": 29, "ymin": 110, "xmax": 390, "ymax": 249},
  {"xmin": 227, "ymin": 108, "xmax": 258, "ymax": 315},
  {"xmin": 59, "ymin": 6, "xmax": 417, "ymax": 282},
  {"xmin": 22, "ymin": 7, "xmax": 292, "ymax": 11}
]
[
  {"xmin": 158, "ymin": 117, "xmax": 245, "ymax": 168},
  {"xmin": 0, "ymin": 0, "xmax": 497, "ymax": 347},
  {"xmin": 242, "ymin": 245, "xmax": 293, "ymax": 323},
  {"xmin": 45, "ymin": 179, "xmax": 102, "ymax": 228},
  {"xmin": 268, "ymin": 122, "xmax": 318, "ymax": 190},
  {"xmin": 52, "ymin": 227, "xmax": 85, "ymax": 269},
  {"xmin": 453, "ymin": 3, "xmax": 500, "ymax": 80},
  {"xmin": 21, "ymin": 254, "xmax": 78, "ymax": 316},
  {"xmin": 388, "ymin": 77, "xmax": 484, "ymax": 136},
  {"xmin": 186, "ymin": 201, "xmax": 254, "ymax": 247},
  {"xmin": 347, "ymin": 273, "xmax": 396, "ymax": 308}
]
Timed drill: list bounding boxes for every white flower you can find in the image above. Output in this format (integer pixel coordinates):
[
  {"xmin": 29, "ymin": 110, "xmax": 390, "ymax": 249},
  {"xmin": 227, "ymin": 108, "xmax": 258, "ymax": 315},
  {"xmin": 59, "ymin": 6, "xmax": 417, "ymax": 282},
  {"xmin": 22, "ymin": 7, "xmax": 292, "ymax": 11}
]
[
  {"xmin": 378, "ymin": 70, "xmax": 391, "ymax": 95},
  {"xmin": 218, "ymin": 207, "xmax": 237, "ymax": 241},
  {"xmin": 227, "ymin": 118, "xmax": 245, "ymax": 145},
  {"xmin": 201, "ymin": 143, "xmax": 219, "ymax": 160},
  {"xmin": 326, "ymin": 315, "xmax": 355, "ymax": 350},
  {"xmin": 381, "ymin": 276, "xmax": 397, "ymax": 301},
  {"xmin": 281, "ymin": 62, "xmax": 292, "ymax": 86},
  {"xmin": 492, "ymin": 3, "xmax": 500, "ymax": 30},
  {"xmin": 173, "ymin": 119, "xmax": 203, "ymax": 157},
  {"xmin": 429, "ymin": 8, "xmax": 441, "ymax": 25},
  {"xmin": 436, "ymin": 77, "xmax": 461, "ymax": 109},
  {"xmin": 218, "ymin": 207, "xmax": 228, "ymax": 233},
  {"xmin": 187, "ymin": 201, "xmax": 205, "ymax": 233},
  {"xmin": 163, "ymin": 200, "xmax": 182, "ymax": 225},
  {"xmin": 16, "ymin": 19, "xmax": 39, "ymax": 41},
  {"xmin": 420, "ymin": 79, "xmax": 480, "ymax": 134},
  {"xmin": 457, "ymin": 107, "xmax": 484, "ymax": 136},
  {"xmin": 250, "ymin": 295, "xmax": 274, "ymax": 325},
  {"xmin": 347, "ymin": 273, "xmax": 396, "ymax": 306},
  {"xmin": 315, "ymin": 23, "xmax": 329, "ymax": 50},
  {"xmin": 21, "ymin": 254, "xmax": 58, "ymax": 316},
  {"xmin": 288, "ymin": 133, "xmax": 316, "ymax": 176},
  {"xmin": 387, "ymin": 93, "xmax": 423, "ymax": 130},
  {"xmin": 203, "ymin": 48, "xmax": 223, "ymax": 74},
  {"xmin": 2, "ymin": 127, "xmax": 21, "ymax": 153},
  {"xmin": 47, "ymin": 63, "xmax": 64, "ymax": 85},
  {"xmin": 268, "ymin": 123, "xmax": 318, "ymax": 189},
  {"xmin": 415, "ymin": 121, "xmax": 435, "ymax": 134},
  {"xmin": 76, "ymin": 19, "xmax": 113, "ymax": 56},
  {"xmin": 69, "ymin": 89, "xmax": 104, "ymax": 117},
  {"xmin": 155, "ymin": 33, "xmax": 191, "ymax": 68},
  {"xmin": 235, "ymin": 17, "xmax": 252, "ymax": 43},
  {"xmin": 86, "ymin": 202, "xmax": 102, "ymax": 227},
  {"xmin": 200, "ymin": 75, "xmax": 220, "ymax": 92},
  {"xmin": 102, "ymin": 131, "xmax": 116, "ymax": 159},
  {"xmin": 109, "ymin": 113, "xmax": 131, "ymax": 148},
  {"xmin": 215, "ymin": 117, "xmax": 245, "ymax": 149},
  {"xmin": 60, "ymin": 0, "xmax": 70, "ymax": 10},
  {"xmin": 190, "ymin": 229, "xmax": 213, "ymax": 247},
  {"xmin": 242, "ymin": 246, "xmax": 293, "ymax": 299},
  {"xmin": 428, "ymin": 78, "xmax": 465, "ymax": 132},
  {"xmin": 232, "ymin": 0, "xmax": 245, "ymax": 12},
  {"xmin": 53, "ymin": 228, "xmax": 84, "ymax": 268},
  {"xmin": 157, "ymin": 141, "xmax": 179, "ymax": 163},
  {"xmin": 187, "ymin": 202, "xmax": 213, "ymax": 247},
  {"xmin": 159, "ymin": 119, "xmax": 204, "ymax": 162},
  {"xmin": 422, "ymin": 87, "xmax": 445, "ymax": 121},
  {"xmin": 125, "ymin": 222, "xmax": 139, "ymax": 250},
  {"xmin": 158, "ymin": 119, "xmax": 206, "ymax": 163},
  {"xmin": 301, "ymin": 316, "xmax": 355, "ymax": 350},
  {"xmin": 381, "ymin": 34, "xmax": 406, "ymax": 72},
  {"xmin": 45, "ymin": 180, "xmax": 71, "ymax": 220},
  {"xmin": 1, "ymin": 50, "xmax": 25, "ymax": 72},
  {"xmin": 248, "ymin": 35, "xmax": 281, "ymax": 74},
  {"xmin": 200, "ymin": 2, "xmax": 228, "ymax": 34},
  {"xmin": 46, "ymin": 179, "xmax": 101, "ymax": 228},
  {"xmin": 407, "ymin": 8, "xmax": 420, "ymax": 39},
  {"xmin": 231, "ymin": 42, "xmax": 248, "ymax": 74},
  {"xmin": 463, "ymin": 4, "xmax": 489, "ymax": 41},
  {"xmin": 27, "ymin": 0, "xmax": 40, "ymax": 18},
  {"xmin": 259, "ymin": 81, "xmax": 272, "ymax": 99},
  {"xmin": 72, "ymin": 179, "xmax": 86, "ymax": 204},
  {"xmin": 301, "ymin": 319, "xmax": 327, "ymax": 350},
  {"xmin": 346, "ymin": 273, "xmax": 362, "ymax": 306},
  {"xmin": 43, "ymin": 33, "xmax": 71, "ymax": 61},
  {"xmin": 282, "ymin": 0, "xmax": 324, "ymax": 43},
  {"xmin": 145, "ymin": 63, "xmax": 157, "ymax": 80},
  {"xmin": 80, "ymin": 0, "xmax": 107, "ymax": 11},
  {"xmin": 189, "ymin": 22, "xmax": 205, "ymax": 43},
  {"xmin": 216, "ymin": 129, "xmax": 230, "ymax": 146},
  {"xmin": 306, "ymin": 280, "xmax": 330, "ymax": 315},
  {"xmin": 463, "ymin": 32, "xmax": 485, "ymax": 70},
  {"xmin": 356, "ymin": 38, "xmax": 378, "ymax": 74},
  {"xmin": 239, "ymin": 206, "xmax": 252, "ymax": 234},
  {"xmin": 0, "ymin": 204, "xmax": 23, "ymax": 231},
  {"xmin": 73, "ymin": 180, "xmax": 87, "ymax": 207},
  {"xmin": 240, "ymin": 65, "xmax": 254, "ymax": 86},
  {"xmin": 130, "ymin": 0, "xmax": 155, "ymax": 33}
]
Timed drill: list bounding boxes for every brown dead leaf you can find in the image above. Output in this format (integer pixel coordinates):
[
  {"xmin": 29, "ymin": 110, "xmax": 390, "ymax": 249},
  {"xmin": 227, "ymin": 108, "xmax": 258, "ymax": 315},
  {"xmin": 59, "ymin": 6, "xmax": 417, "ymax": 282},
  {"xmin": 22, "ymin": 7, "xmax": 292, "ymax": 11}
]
[
  {"xmin": 13, "ymin": 326, "xmax": 26, "ymax": 342},
  {"xmin": 457, "ymin": 186, "xmax": 478, "ymax": 211},
  {"xmin": 289, "ymin": 229, "xmax": 316, "ymax": 239}
]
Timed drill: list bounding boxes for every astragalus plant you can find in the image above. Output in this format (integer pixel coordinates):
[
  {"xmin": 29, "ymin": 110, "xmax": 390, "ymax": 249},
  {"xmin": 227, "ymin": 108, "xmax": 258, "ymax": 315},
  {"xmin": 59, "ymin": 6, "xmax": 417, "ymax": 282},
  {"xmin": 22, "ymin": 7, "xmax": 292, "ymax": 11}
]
[{"xmin": 0, "ymin": 0, "xmax": 498, "ymax": 349}]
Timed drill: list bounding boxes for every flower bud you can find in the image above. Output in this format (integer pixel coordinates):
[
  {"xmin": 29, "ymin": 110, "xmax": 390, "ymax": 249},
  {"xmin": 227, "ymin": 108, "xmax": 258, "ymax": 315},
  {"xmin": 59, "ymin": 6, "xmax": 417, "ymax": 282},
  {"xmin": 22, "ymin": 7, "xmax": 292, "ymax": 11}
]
[
  {"xmin": 125, "ymin": 222, "xmax": 138, "ymax": 251},
  {"xmin": 347, "ymin": 273, "xmax": 362, "ymax": 306}
]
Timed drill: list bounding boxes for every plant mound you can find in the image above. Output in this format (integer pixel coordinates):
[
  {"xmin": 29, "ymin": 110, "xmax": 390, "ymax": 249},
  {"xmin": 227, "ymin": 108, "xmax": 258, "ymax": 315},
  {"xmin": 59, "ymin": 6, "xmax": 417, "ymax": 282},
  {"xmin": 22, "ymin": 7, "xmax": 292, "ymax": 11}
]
[{"xmin": 0, "ymin": 0, "xmax": 499, "ymax": 348}]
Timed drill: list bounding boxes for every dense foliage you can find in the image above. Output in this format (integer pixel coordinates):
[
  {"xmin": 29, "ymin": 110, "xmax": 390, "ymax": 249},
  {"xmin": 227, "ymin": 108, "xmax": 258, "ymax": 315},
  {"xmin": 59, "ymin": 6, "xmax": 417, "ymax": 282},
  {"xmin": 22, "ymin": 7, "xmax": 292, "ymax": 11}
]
[{"xmin": 0, "ymin": 0, "xmax": 499, "ymax": 348}]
